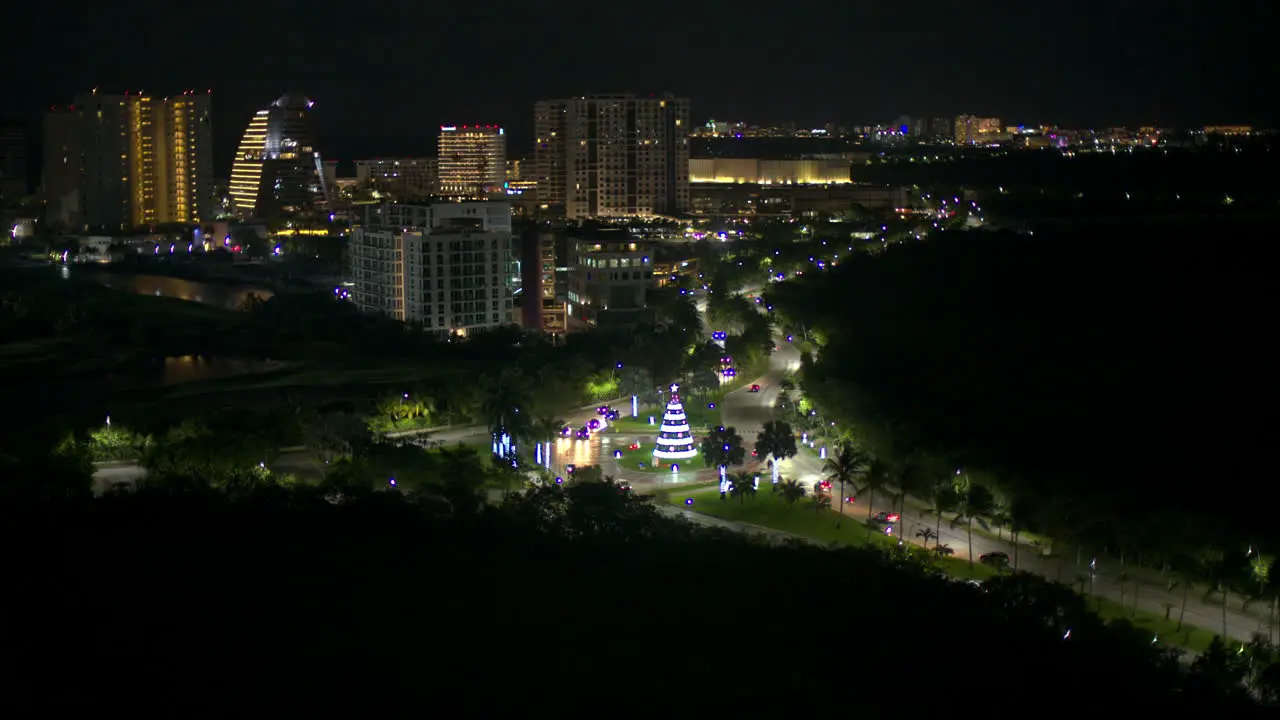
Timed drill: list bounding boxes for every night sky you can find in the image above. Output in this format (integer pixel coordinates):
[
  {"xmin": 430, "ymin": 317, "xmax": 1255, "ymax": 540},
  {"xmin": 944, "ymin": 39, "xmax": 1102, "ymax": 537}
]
[{"xmin": 2, "ymin": 0, "xmax": 1273, "ymax": 171}]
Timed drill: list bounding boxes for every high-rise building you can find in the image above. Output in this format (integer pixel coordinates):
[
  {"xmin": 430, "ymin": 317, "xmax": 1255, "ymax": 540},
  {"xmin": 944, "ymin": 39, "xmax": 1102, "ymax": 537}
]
[
  {"xmin": 534, "ymin": 94, "xmax": 690, "ymax": 219},
  {"xmin": 0, "ymin": 122, "xmax": 28, "ymax": 204},
  {"xmin": 41, "ymin": 90, "xmax": 214, "ymax": 231},
  {"xmin": 954, "ymin": 115, "xmax": 1002, "ymax": 145},
  {"xmin": 520, "ymin": 230, "xmax": 568, "ymax": 337},
  {"xmin": 437, "ymin": 125, "xmax": 505, "ymax": 197},
  {"xmin": 348, "ymin": 200, "xmax": 515, "ymax": 336},
  {"xmin": 42, "ymin": 108, "xmax": 81, "ymax": 228},
  {"xmin": 155, "ymin": 93, "xmax": 215, "ymax": 224},
  {"xmin": 228, "ymin": 92, "xmax": 331, "ymax": 219},
  {"xmin": 354, "ymin": 158, "xmax": 438, "ymax": 199}
]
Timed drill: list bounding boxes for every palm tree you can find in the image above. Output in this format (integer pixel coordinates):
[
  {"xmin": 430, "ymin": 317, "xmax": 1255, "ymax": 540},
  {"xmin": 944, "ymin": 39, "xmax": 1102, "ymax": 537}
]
[
  {"xmin": 754, "ymin": 420, "xmax": 798, "ymax": 485},
  {"xmin": 822, "ymin": 444, "xmax": 868, "ymax": 515},
  {"xmin": 530, "ymin": 416, "xmax": 566, "ymax": 467},
  {"xmin": 989, "ymin": 505, "xmax": 1012, "ymax": 542},
  {"xmin": 855, "ymin": 458, "xmax": 892, "ymax": 519},
  {"xmin": 915, "ymin": 527, "xmax": 938, "ymax": 549},
  {"xmin": 951, "ymin": 483, "xmax": 994, "ymax": 566},
  {"xmin": 890, "ymin": 460, "xmax": 927, "ymax": 541},
  {"xmin": 729, "ymin": 471, "xmax": 757, "ymax": 505},
  {"xmin": 1203, "ymin": 546, "xmax": 1250, "ymax": 639},
  {"xmin": 480, "ymin": 370, "xmax": 533, "ymax": 445},
  {"xmin": 925, "ymin": 482, "xmax": 960, "ymax": 556},
  {"xmin": 778, "ymin": 477, "xmax": 806, "ymax": 510},
  {"xmin": 1005, "ymin": 494, "xmax": 1034, "ymax": 570}
]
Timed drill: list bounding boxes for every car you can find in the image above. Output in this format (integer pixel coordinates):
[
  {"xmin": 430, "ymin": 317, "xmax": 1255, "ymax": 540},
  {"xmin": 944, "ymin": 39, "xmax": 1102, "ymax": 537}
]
[
  {"xmin": 628, "ymin": 442, "xmax": 641, "ymax": 451},
  {"xmin": 872, "ymin": 511, "xmax": 901, "ymax": 524},
  {"xmin": 979, "ymin": 552, "xmax": 1011, "ymax": 568},
  {"xmin": 575, "ymin": 427, "xmax": 590, "ymax": 440},
  {"xmin": 749, "ymin": 384, "xmax": 761, "ymax": 392},
  {"xmin": 605, "ymin": 410, "xmax": 620, "ymax": 421},
  {"xmin": 587, "ymin": 419, "xmax": 602, "ymax": 431},
  {"xmin": 560, "ymin": 426, "xmax": 573, "ymax": 437},
  {"xmin": 597, "ymin": 406, "xmax": 611, "ymax": 416},
  {"xmin": 616, "ymin": 480, "xmax": 633, "ymax": 492}
]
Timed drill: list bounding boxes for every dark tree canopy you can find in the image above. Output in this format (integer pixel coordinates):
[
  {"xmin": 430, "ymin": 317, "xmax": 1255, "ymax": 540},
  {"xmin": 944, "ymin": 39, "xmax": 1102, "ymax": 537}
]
[{"xmin": 769, "ymin": 223, "xmax": 1274, "ymax": 542}]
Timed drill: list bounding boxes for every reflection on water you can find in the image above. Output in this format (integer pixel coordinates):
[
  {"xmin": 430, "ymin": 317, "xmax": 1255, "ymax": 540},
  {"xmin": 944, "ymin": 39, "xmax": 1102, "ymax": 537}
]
[
  {"xmin": 158, "ymin": 355, "xmax": 282, "ymax": 385},
  {"xmin": 107, "ymin": 354, "xmax": 282, "ymax": 391},
  {"xmin": 85, "ymin": 271, "xmax": 274, "ymax": 311}
]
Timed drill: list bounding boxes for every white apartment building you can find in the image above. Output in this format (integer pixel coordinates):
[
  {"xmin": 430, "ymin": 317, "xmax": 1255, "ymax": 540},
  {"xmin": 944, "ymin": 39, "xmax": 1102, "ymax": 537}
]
[
  {"xmin": 534, "ymin": 94, "xmax": 690, "ymax": 219},
  {"xmin": 348, "ymin": 201, "xmax": 515, "ymax": 336}
]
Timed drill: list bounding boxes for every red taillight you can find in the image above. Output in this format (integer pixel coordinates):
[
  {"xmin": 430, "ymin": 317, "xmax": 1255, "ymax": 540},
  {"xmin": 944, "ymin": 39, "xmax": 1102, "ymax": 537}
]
[{"xmin": 887, "ymin": 514, "xmax": 900, "ymax": 522}]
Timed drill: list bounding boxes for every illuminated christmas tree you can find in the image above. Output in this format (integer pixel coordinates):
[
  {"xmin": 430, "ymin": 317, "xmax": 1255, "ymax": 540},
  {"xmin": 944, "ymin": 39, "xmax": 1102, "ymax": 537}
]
[{"xmin": 653, "ymin": 383, "xmax": 699, "ymax": 462}]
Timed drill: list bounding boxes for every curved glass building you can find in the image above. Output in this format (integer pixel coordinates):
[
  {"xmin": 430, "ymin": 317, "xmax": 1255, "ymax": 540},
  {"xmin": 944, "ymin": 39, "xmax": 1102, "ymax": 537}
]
[{"xmin": 228, "ymin": 92, "xmax": 331, "ymax": 219}]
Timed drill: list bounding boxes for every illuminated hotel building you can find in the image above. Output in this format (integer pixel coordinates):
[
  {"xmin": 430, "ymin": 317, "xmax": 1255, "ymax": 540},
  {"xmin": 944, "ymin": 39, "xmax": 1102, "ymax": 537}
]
[
  {"xmin": 437, "ymin": 125, "xmax": 505, "ymax": 197},
  {"xmin": 42, "ymin": 89, "xmax": 213, "ymax": 231},
  {"xmin": 348, "ymin": 201, "xmax": 516, "ymax": 335},
  {"xmin": 954, "ymin": 115, "xmax": 1002, "ymax": 145},
  {"xmin": 228, "ymin": 92, "xmax": 331, "ymax": 219},
  {"xmin": 534, "ymin": 94, "xmax": 690, "ymax": 219}
]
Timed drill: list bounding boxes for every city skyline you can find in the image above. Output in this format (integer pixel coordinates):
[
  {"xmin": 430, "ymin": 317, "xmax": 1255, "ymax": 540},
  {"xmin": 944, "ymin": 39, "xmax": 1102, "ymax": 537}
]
[{"xmin": 1, "ymin": 0, "xmax": 1273, "ymax": 174}]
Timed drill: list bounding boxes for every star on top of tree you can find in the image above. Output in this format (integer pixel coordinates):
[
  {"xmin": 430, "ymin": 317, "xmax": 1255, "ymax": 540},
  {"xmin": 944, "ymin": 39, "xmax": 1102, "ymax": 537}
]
[{"xmin": 669, "ymin": 383, "xmax": 680, "ymax": 394}]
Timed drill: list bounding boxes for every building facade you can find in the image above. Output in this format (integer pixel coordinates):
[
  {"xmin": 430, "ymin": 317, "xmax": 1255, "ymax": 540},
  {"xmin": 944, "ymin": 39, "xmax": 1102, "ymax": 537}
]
[
  {"xmin": 437, "ymin": 125, "xmax": 505, "ymax": 197},
  {"xmin": 519, "ymin": 231, "xmax": 568, "ymax": 337},
  {"xmin": 688, "ymin": 158, "xmax": 852, "ymax": 185},
  {"xmin": 41, "ymin": 90, "xmax": 214, "ymax": 231},
  {"xmin": 42, "ymin": 109, "xmax": 81, "ymax": 228},
  {"xmin": 228, "ymin": 92, "xmax": 330, "ymax": 219},
  {"xmin": 0, "ymin": 122, "xmax": 27, "ymax": 205},
  {"xmin": 954, "ymin": 115, "xmax": 1002, "ymax": 145},
  {"xmin": 348, "ymin": 201, "xmax": 515, "ymax": 336},
  {"xmin": 534, "ymin": 95, "xmax": 690, "ymax": 219},
  {"xmin": 355, "ymin": 158, "xmax": 438, "ymax": 199},
  {"xmin": 566, "ymin": 227, "xmax": 655, "ymax": 329}
]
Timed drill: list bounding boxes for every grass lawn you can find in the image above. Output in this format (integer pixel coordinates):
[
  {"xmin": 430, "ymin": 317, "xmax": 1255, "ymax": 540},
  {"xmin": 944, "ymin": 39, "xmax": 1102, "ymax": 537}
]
[
  {"xmin": 611, "ymin": 444, "xmax": 714, "ymax": 474},
  {"xmin": 1091, "ymin": 596, "xmax": 1225, "ymax": 653},
  {"xmin": 610, "ymin": 400, "xmax": 721, "ymax": 433},
  {"xmin": 645, "ymin": 480, "xmax": 719, "ymax": 501},
  {"xmin": 660, "ymin": 489, "xmax": 1220, "ymax": 653},
  {"xmin": 670, "ymin": 487, "xmax": 903, "ymax": 550}
]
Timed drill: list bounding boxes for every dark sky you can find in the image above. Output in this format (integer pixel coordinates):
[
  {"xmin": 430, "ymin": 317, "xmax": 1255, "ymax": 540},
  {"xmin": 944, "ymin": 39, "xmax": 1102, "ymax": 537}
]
[{"xmin": 2, "ymin": 0, "xmax": 1273, "ymax": 171}]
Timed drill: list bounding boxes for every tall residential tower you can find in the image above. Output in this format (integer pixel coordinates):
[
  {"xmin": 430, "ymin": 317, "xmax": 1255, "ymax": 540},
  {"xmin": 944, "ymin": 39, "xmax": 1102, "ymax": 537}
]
[
  {"xmin": 534, "ymin": 94, "xmax": 690, "ymax": 219},
  {"xmin": 41, "ymin": 89, "xmax": 213, "ymax": 231}
]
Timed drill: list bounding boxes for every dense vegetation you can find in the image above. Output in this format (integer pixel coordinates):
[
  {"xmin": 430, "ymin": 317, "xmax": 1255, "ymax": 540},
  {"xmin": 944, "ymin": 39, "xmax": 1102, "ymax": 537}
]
[
  {"xmin": 1, "ymin": 477, "xmax": 1266, "ymax": 711},
  {"xmin": 0, "ymin": 269, "xmax": 732, "ymax": 446},
  {"xmin": 765, "ymin": 223, "xmax": 1277, "ymax": 599}
]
